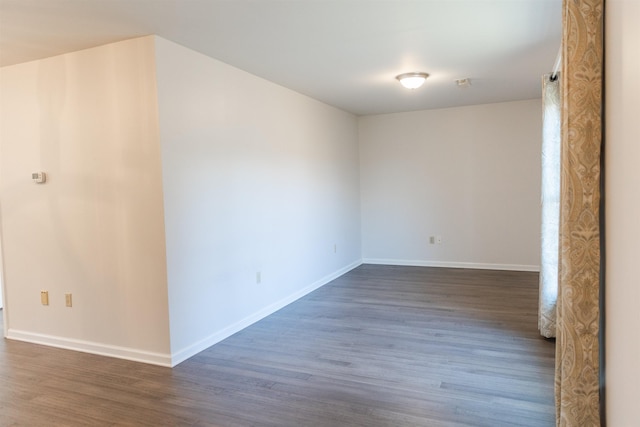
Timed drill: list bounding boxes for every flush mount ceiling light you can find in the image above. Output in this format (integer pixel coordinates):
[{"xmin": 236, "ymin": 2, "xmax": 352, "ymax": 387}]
[{"xmin": 395, "ymin": 72, "xmax": 429, "ymax": 89}]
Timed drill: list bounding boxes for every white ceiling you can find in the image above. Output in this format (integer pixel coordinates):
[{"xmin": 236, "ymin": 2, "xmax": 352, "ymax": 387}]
[{"xmin": 0, "ymin": 0, "xmax": 562, "ymax": 116}]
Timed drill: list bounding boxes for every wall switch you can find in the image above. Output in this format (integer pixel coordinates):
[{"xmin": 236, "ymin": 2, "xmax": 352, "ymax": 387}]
[
  {"xmin": 256, "ymin": 272, "xmax": 261, "ymax": 284},
  {"xmin": 436, "ymin": 236, "xmax": 443, "ymax": 244},
  {"xmin": 334, "ymin": 244, "xmax": 337, "ymax": 253},
  {"xmin": 41, "ymin": 291, "xmax": 49, "ymax": 306},
  {"xmin": 429, "ymin": 236, "xmax": 435, "ymax": 244},
  {"xmin": 65, "ymin": 293, "xmax": 73, "ymax": 307}
]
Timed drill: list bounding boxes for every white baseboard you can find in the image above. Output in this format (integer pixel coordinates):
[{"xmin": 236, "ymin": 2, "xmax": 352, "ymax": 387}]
[
  {"xmin": 170, "ymin": 259, "xmax": 363, "ymax": 366},
  {"xmin": 5, "ymin": 260, "xmax": 363, "ymax": 368},
  {"xmin": 362, "ymin": 258, "xmax": 540, "ymax": 272},
  {"xmin": 4, "ymin": 259, "xmax": 535, "ymax": 367},
  {"xmin": 6, "ymin": 329, "xmax": 172, "ymax": 367}
]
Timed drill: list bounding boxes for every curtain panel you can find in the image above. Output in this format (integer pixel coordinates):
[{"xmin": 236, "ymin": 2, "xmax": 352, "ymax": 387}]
[
  {"xmin": 555, "ymin": 0, "xmax": 603, "ymax": 425},
  {"xmin": 539, "ymin": 73, "xmax": 561, "ymax": 339}
]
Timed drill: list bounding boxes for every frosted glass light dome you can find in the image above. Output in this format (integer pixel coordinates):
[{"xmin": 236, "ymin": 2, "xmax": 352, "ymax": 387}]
[{"xmin": 396, "ymin": 72, "xmax": 429, "ymax": 89}]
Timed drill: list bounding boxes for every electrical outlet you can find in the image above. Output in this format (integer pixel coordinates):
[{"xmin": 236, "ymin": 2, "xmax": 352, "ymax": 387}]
[
  {"xmin": 334, "ymin": 244, "xmax": 337, "ymax": 253},
  {"xmin": 40, "ymin": 291, "xmax": 49, "ymax": 306},
  {"xmin": 65, "ymin": 293, "xmax": 73, "ymax": 307},
  {"xmin": 436, "ymin": 236, "xmax": 443, "ymax": 244}
]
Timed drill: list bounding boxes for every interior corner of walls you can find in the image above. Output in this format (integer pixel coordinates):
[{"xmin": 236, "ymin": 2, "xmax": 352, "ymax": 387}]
[{"xmin": 6, "ymin": 329, "xmax": 172, "ymax": 367}]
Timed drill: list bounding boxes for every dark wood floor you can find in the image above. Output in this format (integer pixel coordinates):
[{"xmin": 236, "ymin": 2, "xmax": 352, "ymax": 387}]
[{"xmin": 0, "ymin": 265, "xmax": 555, "ymax": 426}]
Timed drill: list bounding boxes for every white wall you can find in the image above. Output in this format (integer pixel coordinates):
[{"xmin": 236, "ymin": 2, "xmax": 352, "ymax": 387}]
[
  {"xmin": 0, "ymin": 37, "xmax": 172, "ymax": 363},
  {"xmin": 605, "ymin": 0, "xmax": 640, "ymax": 424},
  {"xmin": 0, "ymin": 35, "xmax": 361, "ymax": 367},
  {"xmin": 0, "ymin": 237, "xmax": 4, "ymax": 309},
  {"xmin": 0, "ymin": 224, "xmax": 3, "ymax": 310},
  {"xmin": 0, "ymin": 33, "xmax": 548, "ymax": 368},
  {"xmin": 359, "ymin": 100, "xmax": 541, "ymax": 270},
  {"xmin": 153, "ymin": 37, "xmax": 361, "ymax": 362}
]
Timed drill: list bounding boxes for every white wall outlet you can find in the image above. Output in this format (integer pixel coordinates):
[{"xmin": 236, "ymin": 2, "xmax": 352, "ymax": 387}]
[{"xmin": 436, "ymin": 236, "xmax": 443, "ymax": 244}]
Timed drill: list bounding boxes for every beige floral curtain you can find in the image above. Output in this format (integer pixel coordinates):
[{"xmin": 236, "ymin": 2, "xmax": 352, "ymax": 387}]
[
  {"xmin": 539, "ymin": 73, "xmax": 561, "ymax": 339},
  {"xmin": 555, "ymin": 0, "xmax": 603, "ymax": 425}
]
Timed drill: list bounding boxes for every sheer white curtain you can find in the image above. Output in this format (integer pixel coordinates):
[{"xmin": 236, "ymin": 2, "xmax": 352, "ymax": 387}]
[{"xmin": 538, "ymin": 73, "xmax": 561, "ymax": 338}]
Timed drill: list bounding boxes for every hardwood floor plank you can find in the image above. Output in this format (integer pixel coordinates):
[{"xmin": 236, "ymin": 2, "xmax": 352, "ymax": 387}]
[{"xmin": 0, "ymin": 265, "xmax": 555, "ymax": 426}]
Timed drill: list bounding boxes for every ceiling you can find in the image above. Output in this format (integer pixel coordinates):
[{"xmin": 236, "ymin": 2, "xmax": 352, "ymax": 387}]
[{"xmin": 0, "ymin": 0, "xmax": 562, "ymax": 116}]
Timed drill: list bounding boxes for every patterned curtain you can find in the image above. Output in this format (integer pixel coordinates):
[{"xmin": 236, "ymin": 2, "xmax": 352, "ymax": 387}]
[
  {"xmin": 539, "ymin": 73, "xmax": 561, "ymax": 339},
  {"xmin": 555, "ymin": 0, "xmax": 603, "ymax": 425}
]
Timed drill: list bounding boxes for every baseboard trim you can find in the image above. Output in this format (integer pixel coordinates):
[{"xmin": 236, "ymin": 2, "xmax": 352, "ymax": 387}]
[
  {"xmin": 362, "ymin": 258, "xmax": 540, "ymax": 272},
  {"xmin": 6, "ymin": 329, "xmax": 172, "ymax": 367},
  {"xmin": 4, "ymin": 261, "xmax": 364, "ymax": 368},
  {"xmin": 170, "ymin": 259, "xmax": 363, "ymax": 366}
]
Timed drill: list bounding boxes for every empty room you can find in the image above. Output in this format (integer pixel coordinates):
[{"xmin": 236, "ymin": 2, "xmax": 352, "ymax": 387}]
[{"xmin": 0, "ymin": 0, "xmax": 637, "ymax": 426}]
